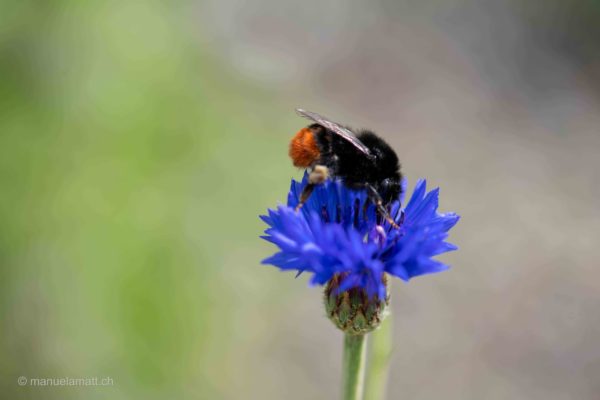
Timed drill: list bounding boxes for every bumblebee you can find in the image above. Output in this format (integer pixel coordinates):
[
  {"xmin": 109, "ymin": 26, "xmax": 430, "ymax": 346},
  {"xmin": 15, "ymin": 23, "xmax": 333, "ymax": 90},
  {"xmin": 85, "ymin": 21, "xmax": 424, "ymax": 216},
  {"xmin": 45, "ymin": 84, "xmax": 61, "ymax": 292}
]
[{"xmin": 290, "ymin": 109, "xmax": 403, "ymax": 227}]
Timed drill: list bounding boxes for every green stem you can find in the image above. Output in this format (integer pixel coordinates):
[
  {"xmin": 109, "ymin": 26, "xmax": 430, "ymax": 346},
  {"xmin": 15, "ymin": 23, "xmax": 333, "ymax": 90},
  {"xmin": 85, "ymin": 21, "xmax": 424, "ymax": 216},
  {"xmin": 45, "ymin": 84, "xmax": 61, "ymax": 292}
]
[
  {"xmin": 364, "ymin": 315, "xmax": 392, "ymax": 400},
  {"xmin": 342, "ymin": 333, "xmax": 367, "ymax": 400}
]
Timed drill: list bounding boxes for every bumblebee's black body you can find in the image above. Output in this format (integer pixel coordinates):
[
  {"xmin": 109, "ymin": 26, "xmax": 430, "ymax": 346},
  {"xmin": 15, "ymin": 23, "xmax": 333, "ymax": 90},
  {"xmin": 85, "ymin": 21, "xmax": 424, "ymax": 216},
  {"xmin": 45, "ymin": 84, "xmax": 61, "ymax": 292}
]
[
  {"xmin": 312, "ymin": 123, "xmax": 403, "ymax": 205},
  {"xmin": 292, "ymin": 109, "xmax": 403, "ymax": 227}
]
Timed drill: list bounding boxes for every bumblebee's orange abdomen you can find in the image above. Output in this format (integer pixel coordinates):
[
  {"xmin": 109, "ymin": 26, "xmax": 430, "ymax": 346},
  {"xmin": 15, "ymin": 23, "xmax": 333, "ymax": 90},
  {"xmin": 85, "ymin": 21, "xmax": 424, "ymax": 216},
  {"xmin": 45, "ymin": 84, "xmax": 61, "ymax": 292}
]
[{"xmin": 289, "ymin": 127, "xmax": 320, "ymax": 168}]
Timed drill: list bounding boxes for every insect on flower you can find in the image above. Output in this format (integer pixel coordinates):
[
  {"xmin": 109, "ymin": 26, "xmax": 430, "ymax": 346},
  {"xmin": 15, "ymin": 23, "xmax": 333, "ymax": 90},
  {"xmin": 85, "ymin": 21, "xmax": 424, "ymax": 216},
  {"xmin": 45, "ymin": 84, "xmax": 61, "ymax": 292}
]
[
  {"xmin": 290, "ymin": 109, "xmax": 403, "ymax": 228},
  {"xmin": 261, "ymin": 109, "xmax": 460, "ymax": 334}
]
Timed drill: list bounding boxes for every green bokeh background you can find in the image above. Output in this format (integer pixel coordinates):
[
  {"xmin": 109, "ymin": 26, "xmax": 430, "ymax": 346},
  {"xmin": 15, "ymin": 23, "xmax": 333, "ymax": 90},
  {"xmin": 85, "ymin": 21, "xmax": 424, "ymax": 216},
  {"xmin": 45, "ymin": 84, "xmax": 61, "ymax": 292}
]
[
  {"xmin": 2, "ymin": 1, "xmax": 600, "ymax": 399},
  {"xmin": 1, "ymin": 2, "xmax": 298, "ymax": 398}
]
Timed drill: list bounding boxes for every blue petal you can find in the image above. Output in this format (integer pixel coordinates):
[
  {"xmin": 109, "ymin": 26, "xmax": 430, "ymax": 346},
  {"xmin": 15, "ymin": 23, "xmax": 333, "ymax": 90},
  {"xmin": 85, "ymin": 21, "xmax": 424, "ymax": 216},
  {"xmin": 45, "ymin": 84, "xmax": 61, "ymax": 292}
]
[{"xmin": 260, "ymin": 175, "xmax": 459, "ymax": 294}]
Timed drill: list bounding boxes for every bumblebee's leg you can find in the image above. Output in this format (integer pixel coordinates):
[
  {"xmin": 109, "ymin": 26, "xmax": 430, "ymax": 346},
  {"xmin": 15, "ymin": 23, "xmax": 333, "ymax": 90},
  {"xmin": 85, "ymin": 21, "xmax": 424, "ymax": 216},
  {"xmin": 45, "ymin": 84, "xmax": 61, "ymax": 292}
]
[
  {"xmin": 366, "ymin": 184, "xmax": 400, "ymax": 229},
  {"xmin": 295, "ymin": 165, "xmax": 329, "ymax": 211},
  {"xmin": 295, "ymin": 184, "xmax": 314, "ymax": 211}
]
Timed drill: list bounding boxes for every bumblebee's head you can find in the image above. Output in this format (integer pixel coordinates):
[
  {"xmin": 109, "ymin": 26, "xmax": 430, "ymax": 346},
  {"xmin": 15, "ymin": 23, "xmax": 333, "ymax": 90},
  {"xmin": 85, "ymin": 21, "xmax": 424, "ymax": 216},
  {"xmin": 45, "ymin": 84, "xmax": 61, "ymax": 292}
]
[{"xmin": 289, "ymin": 125, "xmax": 321, "ymax": 168}]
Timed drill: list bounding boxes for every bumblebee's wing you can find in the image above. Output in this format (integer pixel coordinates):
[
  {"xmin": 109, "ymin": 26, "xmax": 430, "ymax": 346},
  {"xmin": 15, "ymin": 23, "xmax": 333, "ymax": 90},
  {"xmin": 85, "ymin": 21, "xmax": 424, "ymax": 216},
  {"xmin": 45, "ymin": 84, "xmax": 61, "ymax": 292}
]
[{"xmin": 296, "ymin": 108, "xmax": 372, "ymax": 156}]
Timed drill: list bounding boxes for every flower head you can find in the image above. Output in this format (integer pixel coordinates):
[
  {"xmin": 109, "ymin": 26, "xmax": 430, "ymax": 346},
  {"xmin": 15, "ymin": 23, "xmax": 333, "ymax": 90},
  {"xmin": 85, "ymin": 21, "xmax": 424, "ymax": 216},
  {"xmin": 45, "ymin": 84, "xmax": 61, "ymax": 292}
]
[{"xmin": 261, "ymin": 174, "xmax": 459, "ymax": 301}]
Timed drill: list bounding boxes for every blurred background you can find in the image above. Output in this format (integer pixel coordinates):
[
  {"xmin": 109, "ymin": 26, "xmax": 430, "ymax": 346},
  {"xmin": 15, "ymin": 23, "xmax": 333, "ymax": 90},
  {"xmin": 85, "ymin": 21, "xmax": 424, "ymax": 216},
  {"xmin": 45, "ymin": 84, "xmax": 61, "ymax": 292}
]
[{"xmin": 1, "ymin": 1, "xmax": 599, "ymax": 399}]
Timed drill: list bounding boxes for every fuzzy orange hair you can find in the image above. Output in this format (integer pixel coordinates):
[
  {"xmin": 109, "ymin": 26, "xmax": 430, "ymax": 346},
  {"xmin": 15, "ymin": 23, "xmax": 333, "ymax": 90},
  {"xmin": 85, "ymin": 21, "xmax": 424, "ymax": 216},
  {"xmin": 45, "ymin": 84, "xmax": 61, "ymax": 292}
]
[{"xmin": 289, "ymin": 127, "xmax": 320, "ymax": 168}]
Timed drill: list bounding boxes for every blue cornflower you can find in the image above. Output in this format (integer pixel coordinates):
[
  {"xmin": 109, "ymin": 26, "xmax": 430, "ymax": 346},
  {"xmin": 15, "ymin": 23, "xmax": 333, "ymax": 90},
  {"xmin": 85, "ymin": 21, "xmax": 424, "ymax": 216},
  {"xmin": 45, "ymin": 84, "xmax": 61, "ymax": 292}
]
[{"xmin": 260, "ymin": 174, "xmax": 460, "ymax": 301}]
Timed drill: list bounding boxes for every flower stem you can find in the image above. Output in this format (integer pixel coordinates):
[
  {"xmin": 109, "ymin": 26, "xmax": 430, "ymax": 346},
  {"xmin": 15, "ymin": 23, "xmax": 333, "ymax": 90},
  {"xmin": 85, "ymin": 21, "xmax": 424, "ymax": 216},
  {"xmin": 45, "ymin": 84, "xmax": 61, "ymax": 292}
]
[
  {"xmin": 364, "ymin": 314, "xmax": 392, "ymax": 400},
  {"xmin": 342, "ymin": 333, "xmax": 367, "ymax": 400}
]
